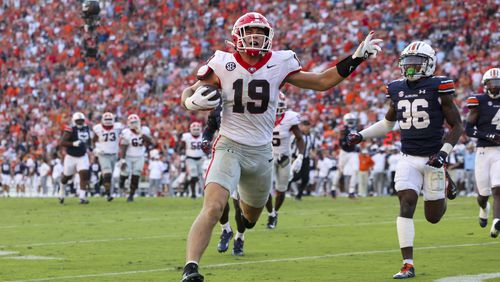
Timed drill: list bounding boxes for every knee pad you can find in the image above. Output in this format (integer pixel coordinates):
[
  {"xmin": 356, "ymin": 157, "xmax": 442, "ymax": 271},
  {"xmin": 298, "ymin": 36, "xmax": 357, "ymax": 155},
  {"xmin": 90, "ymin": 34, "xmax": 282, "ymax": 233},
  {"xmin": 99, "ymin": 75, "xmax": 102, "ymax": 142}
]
[
  {"xmin": 241, "ymin": 213, "xmax": 256, "ymax": 229},
  {"xmin": 103, "ymin": 174, "xmax": 112, "ymax": 185}
]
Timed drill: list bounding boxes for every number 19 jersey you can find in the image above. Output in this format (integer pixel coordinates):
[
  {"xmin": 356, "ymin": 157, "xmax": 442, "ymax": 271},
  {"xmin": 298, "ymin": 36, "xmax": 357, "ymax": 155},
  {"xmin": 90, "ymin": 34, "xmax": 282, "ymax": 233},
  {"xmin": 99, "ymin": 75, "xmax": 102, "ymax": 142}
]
[{"xmin": 206, "ymin": 50, "xmax": 301, "ymax": 146}]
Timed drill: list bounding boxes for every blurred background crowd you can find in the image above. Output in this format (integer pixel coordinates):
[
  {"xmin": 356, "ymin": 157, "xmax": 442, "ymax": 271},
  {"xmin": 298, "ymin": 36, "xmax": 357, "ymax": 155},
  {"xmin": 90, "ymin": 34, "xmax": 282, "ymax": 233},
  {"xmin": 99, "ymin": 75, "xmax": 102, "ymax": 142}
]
[{"xmin": 0, "ymin": 0, "xmax": 498, "ymax": 197}]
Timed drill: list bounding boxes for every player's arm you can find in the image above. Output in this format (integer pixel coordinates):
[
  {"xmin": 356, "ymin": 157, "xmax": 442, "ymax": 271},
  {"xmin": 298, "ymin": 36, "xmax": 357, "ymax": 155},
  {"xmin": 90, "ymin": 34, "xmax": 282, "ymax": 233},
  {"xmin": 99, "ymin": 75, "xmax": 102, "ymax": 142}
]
[
  {"xmin": 286, "ymin": 32, "xmax": 382, "ymax": 91},
  {"xmin": 465, "ymin": 106, "xmax": 500, "ymax": 144},
  {"xmin": 181, "ymin": 70, "xmax": 220, "ymax": 111},
  {"xmin": 142, "ymin": 134, "xmax": 155, "ymax": 148},
  {"xmin": 291, "ymin": 125, "xmax": 305, "ymax": 154},
  {"xmin": 347, "ymin": 101, "xmax": 397, "ymax": 145},
  {"xmin": 59, "ymin": 129, "xmax": 78, "ymax": 148},
  {"xmin": 426, "ymin": 94, "xmax": 464, "ymax": 168}
]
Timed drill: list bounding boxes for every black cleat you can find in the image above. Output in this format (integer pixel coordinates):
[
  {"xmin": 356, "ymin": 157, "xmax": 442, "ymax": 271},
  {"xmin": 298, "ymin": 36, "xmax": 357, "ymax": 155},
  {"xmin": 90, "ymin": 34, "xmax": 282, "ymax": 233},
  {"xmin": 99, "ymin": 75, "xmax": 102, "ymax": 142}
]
[
  {"xmin": 58, "ymin": 197, "xmax": 64, "ymax": 204},
  {"xmin": 79, "ymin": 199, "xmax": 89, "ymax": 204},
  {"xmin": 217, "ymin": 230, "xmax": 233, "ymax": 253},
  {"xmin": 127, "ymin": 195, "xmax": 134, "ymax": 202},
  {"xmin": 491, "ymin": 219, "xmax": 500, "ymax": 238},
  {"xmin": 180, "ymin": 263, "xmax": 204, "ymax": 282},
  {"xmin": 479, "ymin": 218, "xmax": 488, "ymax": 228},
  {"xmin": 479, "ymin": 203, "xmax": 490, "ymax": 228},
  {"xmin": 445, "ymin": 171, "xmax": 457, "ymax": 200},
  {"xmin": 107, "ymin": 196, "xmax": 114, "ymax": 202},
  {"xmin": 232, "ymin": 238, "xmax": 244, "ymax": 256},
  {"xmin": 267, "ymin": 214, "xmax": 277, "ymax": 229}
]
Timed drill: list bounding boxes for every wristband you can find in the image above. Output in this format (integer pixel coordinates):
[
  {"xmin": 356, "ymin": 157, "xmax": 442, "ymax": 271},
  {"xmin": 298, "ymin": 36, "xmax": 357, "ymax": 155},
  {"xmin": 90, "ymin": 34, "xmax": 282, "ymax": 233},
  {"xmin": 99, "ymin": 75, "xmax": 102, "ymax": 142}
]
[
  {"xmin": 440, "ymin": 143, "xmax": 453, "ymax": 155},
  {"xmin": 336, "ymin": 55, "xmax": 364, "ymax": 78}
]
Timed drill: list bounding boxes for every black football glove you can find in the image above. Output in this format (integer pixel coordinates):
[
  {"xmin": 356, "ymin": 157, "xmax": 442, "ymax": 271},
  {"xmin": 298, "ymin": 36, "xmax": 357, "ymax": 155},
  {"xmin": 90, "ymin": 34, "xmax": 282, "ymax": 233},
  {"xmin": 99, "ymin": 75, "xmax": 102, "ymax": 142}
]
[
  {"xmin": 486, "ymin": 133, "xmax": 500, "ymax": 145},
  {"xmin": 426, "ymin": 151, "xmax": 448, "ymax": 168},
  {"xmin": 346, "ymin": 132, "xmax": 363, "ymax": 146}
]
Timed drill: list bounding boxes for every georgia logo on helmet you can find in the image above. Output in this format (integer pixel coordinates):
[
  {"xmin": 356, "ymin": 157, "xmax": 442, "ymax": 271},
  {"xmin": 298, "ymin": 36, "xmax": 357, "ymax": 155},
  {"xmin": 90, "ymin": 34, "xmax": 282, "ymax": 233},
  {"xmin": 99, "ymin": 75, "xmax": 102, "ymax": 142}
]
[
  {"xmin": 482, "ymin": 68, "xmax": 500, "ymax": 99},
  {"xmin": 343, "ymin": 113, "xmax": 358, "ymax": 128},
  {"xmin": 101, "ymin": 112, "xmax": 115, "ymax": 127},
  {"xmin": 72, "ymin": 112, "xmax": 86, "ymax": 128},
  {"xmin": 230, "ymin": 12, "xmax": 274, "ymax": 57},
  {"xmin": 399, "ymin": 41, "xmax": 436, "ymax": 81},
  {"xmin": 127, "ymin": 114, "xmax": 141, "ymax": 131},
  {"xmin": 190, "ymin": 122, "xmax": 202, "ymax": 137},
  {"xmin": 276, "ymin": 92, "xmax": 287, "ymax": 116}
]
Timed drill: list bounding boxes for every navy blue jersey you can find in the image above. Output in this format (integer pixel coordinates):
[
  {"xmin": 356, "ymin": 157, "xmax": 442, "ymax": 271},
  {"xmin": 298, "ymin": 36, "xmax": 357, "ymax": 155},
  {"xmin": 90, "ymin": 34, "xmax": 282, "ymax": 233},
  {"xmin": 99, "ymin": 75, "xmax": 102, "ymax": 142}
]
[
  {"xmin": 387, "ymin": 76, "xmax": 455, "ymax": 156},
  {"xmin": 65, "ymin": 125, "xmax": 91, "ymax": 157},
  {"xmin": 202, "ymin": 104, "xmax": 222, "ymax": 142},
  {"xmin": 1, "ymin": 162, "xmax": 11, "ymax": 174},
  {"xmin": 14, "ymin": 163, "xmax": 27, "ymax": 175},
  {"xmin": 339, "ymin": 126, "xmax": 359, "ymax": 152},
  {"xmin": 467, "ymin": 94, "xmax": 500, "ymax": 147}
]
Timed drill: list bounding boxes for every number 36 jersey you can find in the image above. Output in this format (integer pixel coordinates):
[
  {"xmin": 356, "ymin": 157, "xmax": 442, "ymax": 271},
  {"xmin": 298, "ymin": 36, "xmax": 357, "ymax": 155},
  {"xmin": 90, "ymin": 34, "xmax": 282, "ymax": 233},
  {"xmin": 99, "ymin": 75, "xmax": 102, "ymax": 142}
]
[
  {"xmin": 93, "ymin": 123, "xmax": 124, "ymax": 154},
  {"xmin": 205, "ymin": 50, "xmax": 301, "ymax": 146},
  {"xmin": 386, "ymin": 76, "xmax": 455, "ymax": 156},
  {"xmin": 120, "ymin": 127, "xmax": 151, "ymax": 157}
]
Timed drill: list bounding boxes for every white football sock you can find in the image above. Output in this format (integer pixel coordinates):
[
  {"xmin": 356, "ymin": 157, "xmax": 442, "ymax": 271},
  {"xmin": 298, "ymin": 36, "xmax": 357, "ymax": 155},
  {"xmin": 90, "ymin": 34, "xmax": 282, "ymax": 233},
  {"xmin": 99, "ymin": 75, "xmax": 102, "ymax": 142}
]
[
  {"xmin": 236, "ymin": 232, "xmax": 244, "ymax": 241},
  {"xmin": 403, "ymin": 259, "xmax": 414, "ymax": 266},
  {"xmin": 479, "ymin": 202, "xmax": 490, "ymax": 219},
  {"xmin": 221, "ymin": 222, "xmax": 231, "ymax": 233},
  {"xmin": 79, "ymin": 189, "xmax": 86, "ymax": 200},
  {"xmin": 270, "ymin": 209, "xmax": 276, "ymax": 217},
  {"xmin": 397, "ymin": 216, "xmax": 414, "ymax": 249}
]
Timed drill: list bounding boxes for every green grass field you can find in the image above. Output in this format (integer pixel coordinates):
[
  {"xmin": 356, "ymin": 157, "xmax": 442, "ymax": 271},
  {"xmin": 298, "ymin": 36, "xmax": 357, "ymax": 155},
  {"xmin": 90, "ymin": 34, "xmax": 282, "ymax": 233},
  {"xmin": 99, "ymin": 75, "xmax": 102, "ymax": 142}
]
[{"xmin": 0, "ymin": 196, "xmax": 499, "ymax": 282}]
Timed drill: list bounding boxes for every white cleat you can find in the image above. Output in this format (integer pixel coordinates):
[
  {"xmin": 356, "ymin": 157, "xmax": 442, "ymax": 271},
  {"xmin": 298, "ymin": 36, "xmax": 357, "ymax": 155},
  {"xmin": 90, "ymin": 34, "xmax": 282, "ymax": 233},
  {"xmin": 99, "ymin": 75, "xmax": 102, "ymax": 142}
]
[{"xmin": 490, "ymin": 218, "xmax": 500, "ymax": 238}]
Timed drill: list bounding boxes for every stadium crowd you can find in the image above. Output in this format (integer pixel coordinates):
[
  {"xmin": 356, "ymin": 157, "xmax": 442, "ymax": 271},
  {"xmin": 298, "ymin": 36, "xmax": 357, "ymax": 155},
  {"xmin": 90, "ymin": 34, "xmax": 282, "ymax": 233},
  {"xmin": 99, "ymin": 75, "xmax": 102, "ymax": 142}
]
[{"xmin": 0, "ymin": 0, "xmax": 498, "ymax": 197}]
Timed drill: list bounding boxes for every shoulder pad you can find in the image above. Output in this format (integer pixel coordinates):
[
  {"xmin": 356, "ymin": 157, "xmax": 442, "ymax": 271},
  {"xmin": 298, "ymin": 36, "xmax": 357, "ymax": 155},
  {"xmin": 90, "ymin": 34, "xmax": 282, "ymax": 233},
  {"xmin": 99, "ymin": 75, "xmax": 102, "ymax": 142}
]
[{"xmin": 196, "ymin": 65, "xmax": 214, "ymax": 81}]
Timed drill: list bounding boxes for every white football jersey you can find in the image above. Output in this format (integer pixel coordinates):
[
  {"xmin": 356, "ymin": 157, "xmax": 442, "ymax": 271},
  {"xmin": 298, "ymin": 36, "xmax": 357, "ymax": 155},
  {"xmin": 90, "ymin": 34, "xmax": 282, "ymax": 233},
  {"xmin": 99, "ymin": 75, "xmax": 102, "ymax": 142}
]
[
  {"xmin": 206, "ymin": 50, "xmax": 301, "ymax": 146},
  {"xmin": 120, "ymin": 126, "xmax": 150, "ymax": 157},
  {"xmin": 181, "ymin": 132, "xmax": 204, "ymax": 158},
  {"xmin": 272, "ymin": 110, "xmax": 300, "ymax": 157},
  {"xmin": 93, "ymin": 123, "xmax": 123, "ymax": 154}
]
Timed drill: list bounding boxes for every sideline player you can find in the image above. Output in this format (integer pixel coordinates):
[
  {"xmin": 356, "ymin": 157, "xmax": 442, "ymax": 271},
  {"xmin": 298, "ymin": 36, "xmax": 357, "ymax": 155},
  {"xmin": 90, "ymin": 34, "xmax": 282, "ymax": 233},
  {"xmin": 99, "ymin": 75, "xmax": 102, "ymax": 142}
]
[{"xmin": 180, "ymin": 122, "xmax": 205, "ymax": 199}]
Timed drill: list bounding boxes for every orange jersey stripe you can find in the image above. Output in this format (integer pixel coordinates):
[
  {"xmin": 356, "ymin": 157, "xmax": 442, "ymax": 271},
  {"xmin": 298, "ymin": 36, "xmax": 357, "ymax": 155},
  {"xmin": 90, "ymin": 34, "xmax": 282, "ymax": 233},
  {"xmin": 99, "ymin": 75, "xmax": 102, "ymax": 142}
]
[
  {"xmin": 438, "ymin": 82, "xmax": 454, "ymax": 90},
  {"xmin": 466, "ymin": 97, "xmax": 479, "ymax": 104}
]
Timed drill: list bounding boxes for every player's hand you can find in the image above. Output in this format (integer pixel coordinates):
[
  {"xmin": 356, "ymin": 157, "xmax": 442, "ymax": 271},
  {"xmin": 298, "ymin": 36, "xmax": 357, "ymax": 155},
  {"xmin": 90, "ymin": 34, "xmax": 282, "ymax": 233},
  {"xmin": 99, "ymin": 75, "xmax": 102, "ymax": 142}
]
[
  {"xmin": 426, "ymin": 151, "xmax": 448, "ymax": 168},
  {"xmin": 72, "ymin": 140, "xmax": 82, "ymax": 147},
  {"xmin": 201, "ymin": 140, "xmax": 212, "ymax": 154},
  {"xmin": 291, "ymin": 154, "xmax": 303, "ymax": 173},
  {"xmin": 346, "ymin": 132, "xmax": 363, "ymax": 146},
  {"xmin": 352, "ymin": 31, "xmax": 383, "ymax": 60},
  {"xmin": 486, "ymin": 133, "xmax": 500, "ymax": 144},
  {"xmin": 185, "ymin": 86, "xmax": 220, "ymax": 111}
]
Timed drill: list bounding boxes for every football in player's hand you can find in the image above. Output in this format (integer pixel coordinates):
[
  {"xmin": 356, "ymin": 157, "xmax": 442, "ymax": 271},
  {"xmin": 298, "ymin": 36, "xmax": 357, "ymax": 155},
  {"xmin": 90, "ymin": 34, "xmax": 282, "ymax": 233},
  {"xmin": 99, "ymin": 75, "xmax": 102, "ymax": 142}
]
[{"xmin": 200, "ymin": 85, "xmax": 221, "ymax": 101}]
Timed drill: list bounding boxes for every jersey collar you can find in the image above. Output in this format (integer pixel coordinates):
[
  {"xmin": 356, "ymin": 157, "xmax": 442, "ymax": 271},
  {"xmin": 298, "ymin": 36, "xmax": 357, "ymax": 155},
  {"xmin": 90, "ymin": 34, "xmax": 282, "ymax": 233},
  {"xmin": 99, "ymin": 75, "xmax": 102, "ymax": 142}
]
[{"xmin": 233, "ymin": 52, "xmax": 272, "ymax": 74}]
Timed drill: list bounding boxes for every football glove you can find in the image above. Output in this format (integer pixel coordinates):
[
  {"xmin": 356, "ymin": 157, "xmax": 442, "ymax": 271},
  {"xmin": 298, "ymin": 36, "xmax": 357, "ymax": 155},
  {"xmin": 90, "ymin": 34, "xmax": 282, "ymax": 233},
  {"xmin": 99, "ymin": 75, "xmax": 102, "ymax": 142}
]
[
  {"xmin": 185, "ymin": 86, "xmax": 220, "ymax": 111},
  {"xmin": 201, "ymin": 139, "xmax": 211, "ymax": 155},
  {"xmin": 346, "ymin": 132, "xmax": 363, "ymax": 146},
  {"xmin": 291, "ymin": 154, "xmax": 303, "ymax": 173},
  {"xmin": 352, "ymin": 31, "xmax": 383, "ymax": 60},
  {"xmin": 72, "ymin": 140, "xmax": 82, "ymax": 147},
  {"xmin": 426, "ymin": 151, "xmax": 448, "ymax": 168}
]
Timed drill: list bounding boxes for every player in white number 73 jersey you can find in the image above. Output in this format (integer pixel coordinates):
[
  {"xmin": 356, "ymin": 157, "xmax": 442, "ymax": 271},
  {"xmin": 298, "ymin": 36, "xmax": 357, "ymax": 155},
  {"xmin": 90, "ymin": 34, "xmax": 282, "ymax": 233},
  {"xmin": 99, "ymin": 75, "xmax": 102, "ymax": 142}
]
[
  {"xmin": 180, "ymin": 12, "xmax": 383, "ymax": 281},
  {"xmin": 92, "ymin": 112, "xmax": 124, "ymax": 201}
]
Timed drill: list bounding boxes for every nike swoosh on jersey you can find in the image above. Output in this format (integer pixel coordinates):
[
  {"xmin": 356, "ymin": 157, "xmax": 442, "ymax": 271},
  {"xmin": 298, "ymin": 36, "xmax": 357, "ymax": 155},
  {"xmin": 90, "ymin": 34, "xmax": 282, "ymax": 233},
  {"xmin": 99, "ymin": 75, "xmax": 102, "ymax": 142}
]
[{"xmin": 267, "ymin": 64, "xmax": 277, "ymax": 69}]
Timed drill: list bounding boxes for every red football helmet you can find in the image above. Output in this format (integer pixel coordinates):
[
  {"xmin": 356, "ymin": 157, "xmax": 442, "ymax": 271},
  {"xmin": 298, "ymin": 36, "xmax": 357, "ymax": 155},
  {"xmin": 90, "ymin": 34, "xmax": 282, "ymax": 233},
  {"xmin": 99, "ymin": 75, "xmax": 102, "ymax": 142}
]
[
  {"xmin": 231, "ymin": 12, "xmax": 274, "ymax": 56},
  {"xmin": 276, "ymin": 92, "xmax": 287, "ymax": 115}
]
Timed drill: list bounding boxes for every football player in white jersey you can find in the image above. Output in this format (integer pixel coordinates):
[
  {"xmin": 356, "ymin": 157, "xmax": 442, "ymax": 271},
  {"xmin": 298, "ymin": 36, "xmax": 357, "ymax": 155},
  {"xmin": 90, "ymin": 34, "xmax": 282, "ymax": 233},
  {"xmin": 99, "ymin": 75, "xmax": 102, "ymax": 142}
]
[
  {"xmin": 93, "ymin": 112, "xmax": 123, "ymax": 201},
  {"xmin": 180, "ymin": 122, "xmax": 205, "ymax": 199},
  {"xmin": 118, "ymin": 114, "xmax": 154, "ymax": 202},
  {"xmin": 180, "ymin": 12, "xmax": 382, "ymax": 281},
  {"xmin": 265, "ymin": 92, "xmax": 304, "ymax": 229}
]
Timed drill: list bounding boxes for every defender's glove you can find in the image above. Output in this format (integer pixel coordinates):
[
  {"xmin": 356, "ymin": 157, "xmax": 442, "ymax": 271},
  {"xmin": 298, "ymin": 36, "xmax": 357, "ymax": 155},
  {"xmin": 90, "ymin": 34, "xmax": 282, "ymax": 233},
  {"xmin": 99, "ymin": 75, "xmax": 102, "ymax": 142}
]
[
  {"xmin": 72, "ymin": 140, "xmax": 82, "ymax": 147},
  {"xmin": 185, "ymin": 86, "xmax": 220, "ymax": 111},
  {"xmin": 346, "ymin": 132, "xmax": 363, "ymax": 146},
  {"xmin": 291, "ymin": 154, "xmax": 303, "ymax": 173},
  {"xmin": 486, "ymin": 133, "xmax": 500, "ymax": 144},
  {"xmin": 201, "ymin": 140, "xmax": 211, "ymax": 154},
  {"xmin": 352, "ymin": 31, "xmax": 383, "ymax": 59},
  {"xmin": 426, "ymin": 151, "xmax": 448, "ymax": 168}
]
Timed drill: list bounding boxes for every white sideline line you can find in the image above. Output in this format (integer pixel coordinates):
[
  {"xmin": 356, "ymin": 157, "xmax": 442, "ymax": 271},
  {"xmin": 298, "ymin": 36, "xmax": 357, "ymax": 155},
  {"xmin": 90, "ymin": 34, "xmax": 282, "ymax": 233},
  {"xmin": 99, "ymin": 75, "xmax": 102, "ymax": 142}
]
[
  {"xmin": 435, "ymin": 272, "xmax": 500, "ymax": 282},
  {"xmin": 6, "ymin": 241, "xmax": 498, "ymax": 282},
  {"xmin": 0, "ymin": 216, "xmax": 478, "ymax": 249}
]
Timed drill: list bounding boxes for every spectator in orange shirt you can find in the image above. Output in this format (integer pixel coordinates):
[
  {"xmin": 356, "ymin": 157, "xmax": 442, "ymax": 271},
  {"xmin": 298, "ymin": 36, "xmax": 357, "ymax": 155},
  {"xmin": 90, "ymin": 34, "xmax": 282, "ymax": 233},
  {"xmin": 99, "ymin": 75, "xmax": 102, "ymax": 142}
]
[{"xmin": 358, "ymin": 148, "xmax": 374, "ymax": 197}]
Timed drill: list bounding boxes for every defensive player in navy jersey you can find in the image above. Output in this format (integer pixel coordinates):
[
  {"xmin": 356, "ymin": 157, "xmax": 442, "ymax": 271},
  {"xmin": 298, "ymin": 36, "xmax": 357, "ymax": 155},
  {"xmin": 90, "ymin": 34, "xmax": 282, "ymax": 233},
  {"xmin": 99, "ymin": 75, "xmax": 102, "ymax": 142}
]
[
  {"xmin": 59, "ymin": 112, "xmax": 93, "ymax": 204},
  {"xmin": 347, "ymin": 41, "xmax": 463, "ymax": 279},
  {"xmin": 465, "ymin": 67, "xmax": 500, "ymax": 238}
]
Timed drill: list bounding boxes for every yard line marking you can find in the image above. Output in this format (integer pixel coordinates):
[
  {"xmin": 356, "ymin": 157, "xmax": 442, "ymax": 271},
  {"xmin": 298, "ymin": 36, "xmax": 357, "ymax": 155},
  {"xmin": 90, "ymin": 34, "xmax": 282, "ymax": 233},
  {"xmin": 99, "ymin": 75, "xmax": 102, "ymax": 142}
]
[
  {"xmin": 1, "ymin": 216, "xmax": 478, "ymax": 248},
  {"xmin": 0, "ymin": 251, "xmax": 19, "ymax": 256},
  {"xmin": 5, "ymin": 255, "xmax": 62, "ymax": 260},
  {"xmin": 6, "ymin": 241, "xmax": 499, "ymax": 282},
  {"xmin": 435, "ymin": 272, "xmax": 500, "ymax": 282}
]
